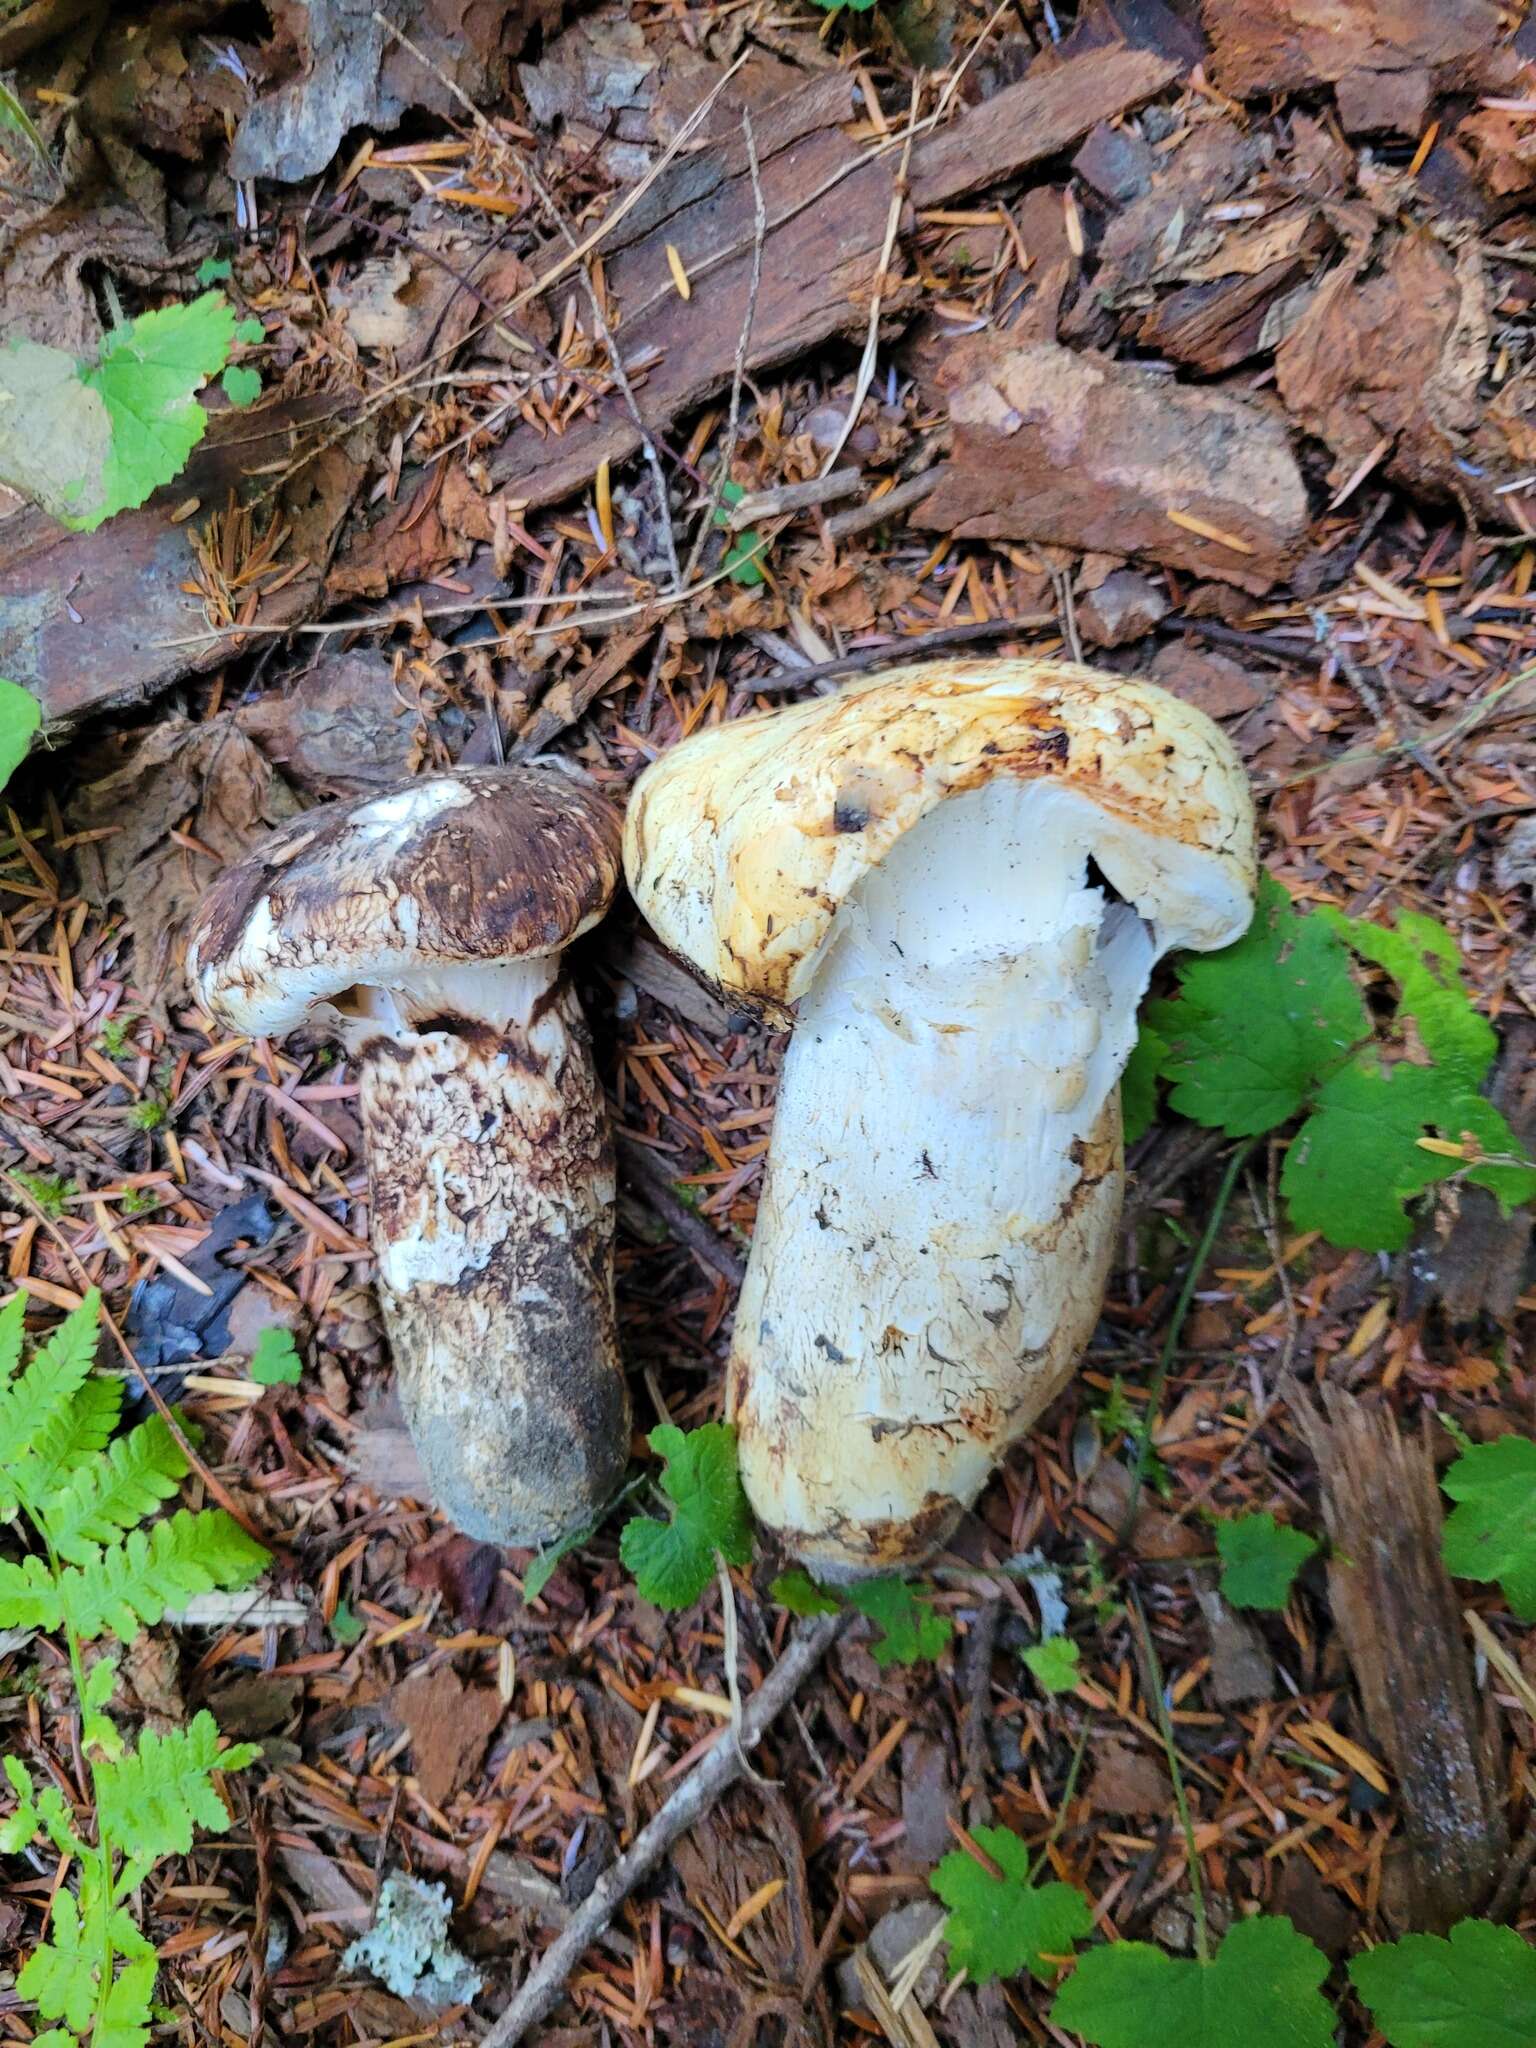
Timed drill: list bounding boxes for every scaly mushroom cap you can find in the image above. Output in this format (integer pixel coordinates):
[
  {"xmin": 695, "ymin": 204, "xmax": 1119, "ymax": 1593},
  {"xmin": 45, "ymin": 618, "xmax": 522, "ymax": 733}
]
[
  {"xmin": 189, "ymin": 768, "xmax": 621, "ymax": 1035},
  {"xmin": 624, "ymin": 658, "xmax": 1255, "ymax": 1007}
]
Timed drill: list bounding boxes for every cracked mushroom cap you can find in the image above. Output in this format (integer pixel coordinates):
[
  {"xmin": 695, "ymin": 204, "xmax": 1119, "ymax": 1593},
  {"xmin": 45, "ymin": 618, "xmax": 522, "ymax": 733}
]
[
  {"xmin": 624, "ymin": 657, "xmax": 1256, "ymax": 1002},
  {"xmin": 188, "ymin": 768, "xmax": 622, "ymax": 1036}
]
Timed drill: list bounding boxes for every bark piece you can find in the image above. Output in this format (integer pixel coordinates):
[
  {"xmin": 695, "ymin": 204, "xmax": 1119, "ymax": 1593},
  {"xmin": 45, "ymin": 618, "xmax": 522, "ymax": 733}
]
[
  {"xmin": 1138, "ymin": 258, "xmax": 1310, "ymax": 372},
  {"xmin": 0, "ymin": 398, "xmax": 363, "ymax": 730},
  {"xmin": 237, "ymin": 652, "xmax": 422, "ymax": 798},
  {"xmin": 72, "ymin": 714, "xmax": 302, "ymax": 1005},
  {"xmin": 231, "ymin": 0, "xmax": 561, "ymax": 183},
  {"xmin": 1204, "ymin": 0, "xmax": 1502, "ymax": 96},
  {"xmin": 1077, "ymin": 569, "xmax": 1168, "ymax": 647},
  {"xmin": 1086, "ymin": 1734, "xmax": 1173, "ymax": 1816},
  {"xmin": 1335, "ymin": 67, "xmax": 1433, "ymax": 138},
  {"xmin": 488, "ymin": 47, "xmax": 1181, "ymax": 509},
  {"xmin": 1292, "ymin": 1386, "xmax": 1505, "ymax": 1932},
  {"xmin": 1147, "ymin": 640, "xmax": 1268, "ymax": 720},
  {"xmin": 1275, "ymin": 233, "xmax": 1496, "ymax": 516},
  {"xmin": 918, "ymin": 340, "xmax": 1307, "ymax": 593},
  {"xmin": 390, "ymin": 1665, "xmax": 504, "ymax": 1809}
]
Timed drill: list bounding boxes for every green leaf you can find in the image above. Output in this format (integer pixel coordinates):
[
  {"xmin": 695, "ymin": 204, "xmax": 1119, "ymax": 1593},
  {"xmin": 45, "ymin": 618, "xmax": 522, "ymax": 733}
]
[
  {"xmin": 1216, "ymin": 1512, "xmax": 1318, "ymax": 1611},
  {"xmin": 19, "ymin": 1892, "xmax": 100, "ymax": 2033},
  {"xmin": 41, "ymin": 1412, "xmax": 187, "ymax": 1563},
  {"xmin": 770, "ymin": 1567, "xmax": 842, "ymax": 1617},
  {"xmin": 1440, "ymin": 1436, "xmax": 1536, "ymax": 1620},
  {"xmin": 0, "ymin": 678, "xmax": 40, "ymax": 791},
  {"xmin": 221, "ymin": 364, "xmax": 261, "ymax": 408},
  {"xmin": 0, "ymin": 1288, "xmax": 25, "ymax": 1385},
  {"xmin": 523, "ymin": 1510, "xmax": 600, "ymax": 1602},
  {"xmin": 1328, "ymin": 907, "xmax": 1496, "ymax": 1088},
  {"xmin": 1348, "ymin": 1919, "xmax": 1536, "ymax": 2048},
  {"xmin": 846, "ymin": 1577, "xmax": 953, "ymax": 1668},
  {"xmin": 1022, "ymin": 1636, "xmax": 1082, "ymax": 1694},
  {"xmin": 722, "ymin": 529, "xmax": 768, "ymax": 587},
  {"xmin": 932, "ymin": 1826, "xmax": 1092, "ymax": 1984},
  {"xmin": 329, "ymin": 1598, "xmax": 364, "ymax": 1645},
  {"xmin": 0, "ymin": 337, "xmax": 113, "ymax": 524},
  {"xmin": 0, "ymin": 1289, "xmax": 101, "ymax": 1477},
  {"xmin": 95, "ymin": 1956, "xmax": 156, "ymax": 2048},
  {"xmin": 82, "ymin": 1655, "xmax": 118, "ymax": 1712},
  {"xmin": 55, "ymin": 1508, "xmax": 268, "ymax": 1643},
  {"xmin": 14, "ymin": 1376, "xmax": 124, "ymax": 1510},
  {"xmin": 234, "ymin": 318, "xmax": 264, "ymax": 346},
  {"xmin": 195, "ymin": 257, "xmax": 233, "ymax": 285},
  {"xmin": 0, "ymin": 1753, "xmax": 39, "ymax": 1853},
  {"xmin": 1152, "ymin": 875, "xmax": 1366, "ymax": 1138},
  {"xmin": 1282, "ymin": 1057, "xmax": 1534, "ymax": 1253},
  {"xmin": 0, "ymin": 1551, "xmax": 64, "ymax": 1631},
  {"xmin": 95, "ymin": 1712, "xmax": 256, "ymax": 1863},
  {"xmin": 619, "ymin": 1422, "xmax": 753, "ymax": 1611},
  {"xmin": 249, "ymin": 1327, "xmax": 302, "ymax": 1386},
  {"xmin": 1121, "ymin": 1023, "xmax": 1167, "ymax": 1144},
  {"xmin": 1050, "ymin": 1915, "xmax": 1335, "ymax": 2048},
  {"xmin": 78, "ymin": 292, "xmax": 235, "ymax": 525}
]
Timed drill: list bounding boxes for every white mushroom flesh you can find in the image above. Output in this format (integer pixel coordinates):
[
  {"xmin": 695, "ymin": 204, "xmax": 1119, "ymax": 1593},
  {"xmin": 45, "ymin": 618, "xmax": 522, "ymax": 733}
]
[{"xmin": 732, "ymin": 780, "xmax": 1172, "ymax": 1575}]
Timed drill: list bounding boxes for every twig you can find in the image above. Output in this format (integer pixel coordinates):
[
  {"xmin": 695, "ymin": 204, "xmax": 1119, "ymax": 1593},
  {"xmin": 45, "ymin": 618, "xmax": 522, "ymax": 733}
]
[
  {"xmin": 1118, "ymin": 1138, "xmax": 1256, "ymax": 1545},
  {"xmin": 825, "ymin": 466, "xmax": 944, "ymax": 541},
  {"xmin": 743, "ymin": 614, "xmax": 1058, "ymax": 693},
  {"xmin": 375, "ymin": 10, "xmax": 683, "ymax": 592},
  {"xmin": 727, "ymin": 468, "xmax": 862, "ymax": 529},
  {"xmin": 820, "ymin": 77, "xmax": 920, "ymax": 477},
  {"xmin": 682, "ymin": 108, "xmax": 767, "ymax": 588},
  {"xmin": 1130, "ymin": 1590, "xmax": 1208, "ymax": 1963},
  {"xmin": 479, "ymin": 1611, "xmax": 849, "ymax": 2047},
  {"xmin": 617, "ymin": 1136, "xmax": 745, "ymax": 1286}
]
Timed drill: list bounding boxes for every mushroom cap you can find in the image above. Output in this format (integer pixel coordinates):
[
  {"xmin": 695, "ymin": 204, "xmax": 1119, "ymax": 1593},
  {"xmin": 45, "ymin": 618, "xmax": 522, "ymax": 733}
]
[
  {"xmin": 189, "ymin": 767, "xmax": 622, "ymax": 1037},
  {"xmin": 625, "ymin": 657, "xmax": 1256, "ymax": 1006}
]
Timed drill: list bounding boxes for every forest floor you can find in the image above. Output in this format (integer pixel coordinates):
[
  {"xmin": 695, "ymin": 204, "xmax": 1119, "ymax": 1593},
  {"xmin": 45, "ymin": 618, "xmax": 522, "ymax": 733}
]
[{"xmin": 2, "ymin": 0, "xmax": 1535, "ymax": 2043}]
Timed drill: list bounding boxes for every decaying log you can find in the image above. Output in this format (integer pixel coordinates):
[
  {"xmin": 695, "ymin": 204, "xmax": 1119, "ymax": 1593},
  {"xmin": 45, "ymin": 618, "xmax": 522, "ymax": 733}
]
[
  {"xmin": 487, "ymin": 45, "xmax": 1181, "ymax": 509},
  {"xmin": 0, "ymin": 397, "xmax": 364, "ymax": 732},
  {"xmin": 1293, "ymin": 1385, "xmax": 1506, "ymax": 1931}
]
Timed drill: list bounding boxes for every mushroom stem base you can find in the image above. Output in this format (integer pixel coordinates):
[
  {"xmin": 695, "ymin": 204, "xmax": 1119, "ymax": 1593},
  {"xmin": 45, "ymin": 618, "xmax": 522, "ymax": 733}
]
[{"xmin": 355, "ymin": 973, "xmax": 627, "ymax": 1546}]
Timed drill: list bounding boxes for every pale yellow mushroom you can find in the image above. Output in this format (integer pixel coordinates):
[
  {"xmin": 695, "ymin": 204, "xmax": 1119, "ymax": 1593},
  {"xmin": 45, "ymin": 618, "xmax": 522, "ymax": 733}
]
[{"xmin": 625, "ymin": 659, "xmax": 1256, "ymax": 1578}]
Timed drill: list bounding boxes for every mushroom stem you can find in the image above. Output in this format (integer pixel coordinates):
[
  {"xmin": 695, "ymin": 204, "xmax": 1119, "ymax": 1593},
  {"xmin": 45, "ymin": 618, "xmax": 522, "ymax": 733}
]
[
  {"xmin": 349, "ymin": 958, "xmax": 626, "ymax": 1546},
  {"xmin": 728, "ymin": 780, "xmax": 1156, "ymax": 1577}
]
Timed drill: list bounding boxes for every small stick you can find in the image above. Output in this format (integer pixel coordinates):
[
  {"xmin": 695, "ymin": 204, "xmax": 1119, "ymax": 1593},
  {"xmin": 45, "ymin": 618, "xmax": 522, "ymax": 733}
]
[
  {"xmin": 682, "ymin": 108, "xmax": 767, "ymax": 587},
  {"xmin": 616, "ymin": 1135, "xmax": 745, "ymax": 1286},
  {"xmin": 744, "ymin": 614, "xmax": 1057, "ymax": 693},
  {"xmin": 825, "ymin": 466, "xmax": 944, "ymax": 541},
  {"xmin": 819, "ymin": 77, "xmax": 920, "ymax": 478},
  {"xmin": 478, "ymin": 1610, "xmax": 848, "ymax": 2047},
  {"xmin": 726, "ymin": 467, "xmax": 862, "ymax": 528}
]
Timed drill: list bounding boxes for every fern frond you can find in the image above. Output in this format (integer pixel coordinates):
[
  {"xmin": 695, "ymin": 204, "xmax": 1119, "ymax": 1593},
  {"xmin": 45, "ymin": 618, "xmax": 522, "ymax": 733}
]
[
  {"xmin": 30, "ymin": 1290, "xmax": 102, "ymax": 1383},
  {"xmin": 0, "ymin": 1551, "xmax": 65, "ymax": 1631},
  {"xmin": 0, "ymin": 1288, "xmax": 101, "ymax": 1476},
  {"xmin": 17, "ymin": 1890, "xmax": 100, "ymax": 2033},
  {"xmin": 55, "ymin": 1510, "xmax": 268, "ymax": 1643},
  {"xmin": 43, "ymin": 1412, "xmax": 186, "ymax": 1565},
  {"xmin": 0, "ymin": 1290, "xmax": 24, "ymax": 1386},
  {"xmin": 14, "ymin": 1376, "xmax": 124, "ymax": 1511},
  {"xmin": 95, "ymin": 1711, "xmax": 257, "ymax": 1863},
  {"xmin": 95, "ymin": 1956, "xmax": 156, "ymax": 2048}
]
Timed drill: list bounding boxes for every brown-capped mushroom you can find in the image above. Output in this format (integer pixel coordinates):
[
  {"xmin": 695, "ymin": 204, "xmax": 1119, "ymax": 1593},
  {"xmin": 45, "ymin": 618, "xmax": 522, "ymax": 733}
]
[{"xmin": 187, "ymin": 767, "xmax": 629, "ymax": 1546}]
